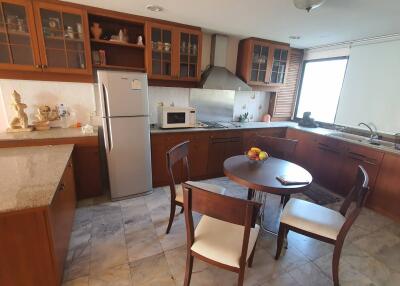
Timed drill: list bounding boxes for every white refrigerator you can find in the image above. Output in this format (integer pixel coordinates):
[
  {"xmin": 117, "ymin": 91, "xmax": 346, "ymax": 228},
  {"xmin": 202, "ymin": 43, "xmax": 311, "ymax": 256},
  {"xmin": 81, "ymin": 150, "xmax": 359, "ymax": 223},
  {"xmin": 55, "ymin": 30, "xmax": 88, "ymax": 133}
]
[{"xmin": 97, "ymin": 70, "xmax": 152, "ymax": 200}]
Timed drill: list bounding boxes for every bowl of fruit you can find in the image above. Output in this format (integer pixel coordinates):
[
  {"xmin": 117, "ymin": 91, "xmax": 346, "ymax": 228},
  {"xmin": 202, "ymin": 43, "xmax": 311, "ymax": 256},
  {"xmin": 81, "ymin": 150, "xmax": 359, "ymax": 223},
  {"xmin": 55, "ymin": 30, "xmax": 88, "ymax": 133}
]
[{"xmin": 246, "ymin": 147, "xmax": 269, "ymax": 162}]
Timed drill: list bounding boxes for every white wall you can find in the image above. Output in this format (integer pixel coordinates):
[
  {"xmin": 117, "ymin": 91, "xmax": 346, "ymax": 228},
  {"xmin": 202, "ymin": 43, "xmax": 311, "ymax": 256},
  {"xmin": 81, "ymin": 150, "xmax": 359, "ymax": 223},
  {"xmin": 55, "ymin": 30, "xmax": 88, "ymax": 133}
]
[
  {"xmin": 335, "ymin": 39, "xmax": 400, "ymax": 134},
  {"xmin": 0, "ymin": 79, "xmax": 96, "ymax": 132}
]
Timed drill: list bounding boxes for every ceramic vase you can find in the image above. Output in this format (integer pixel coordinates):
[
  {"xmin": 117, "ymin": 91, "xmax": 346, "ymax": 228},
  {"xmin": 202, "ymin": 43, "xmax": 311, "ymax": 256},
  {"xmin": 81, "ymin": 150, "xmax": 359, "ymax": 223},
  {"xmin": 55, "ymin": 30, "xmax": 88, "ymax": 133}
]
[{"xmin": 90, "ymin": 22, "xmax": 102, "ymax": 40}]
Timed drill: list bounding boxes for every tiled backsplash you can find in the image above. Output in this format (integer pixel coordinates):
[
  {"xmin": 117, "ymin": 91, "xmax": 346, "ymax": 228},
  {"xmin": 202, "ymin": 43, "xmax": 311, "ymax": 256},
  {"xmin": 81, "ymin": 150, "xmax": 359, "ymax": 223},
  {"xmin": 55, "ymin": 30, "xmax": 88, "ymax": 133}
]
[
  {"xmin": 149, "ymin": 86, "xmax": 270, "ymax": 124},
  {"xmin": 0, "ymin": 79, "xmax": 96, "ymax": 131},
  {"xmin": 0, "ymin": 80, "xmax": 270, "ymax": 132}
]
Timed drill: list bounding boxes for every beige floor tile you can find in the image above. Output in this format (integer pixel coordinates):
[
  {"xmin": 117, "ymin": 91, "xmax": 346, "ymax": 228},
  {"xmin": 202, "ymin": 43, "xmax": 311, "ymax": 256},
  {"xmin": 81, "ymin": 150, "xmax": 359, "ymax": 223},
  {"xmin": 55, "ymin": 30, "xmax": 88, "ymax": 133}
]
[
  {"xmin": 288, "ymin": 262, "xmax": 332, "ymax": 286},
  {"xmin": 89, "ymin": 263, "xmax": 132, "ymax": 286},
  {"xmin": 125, "ymin": 225, "xmax": 163, "ymax": 262},
  {"xmin": 287, "ymin": 231, "xmax": 334, "ymax": 261},
  {"xmin": 314, "ymin": 252, "xmax": 375, "ymax": 286},
  {"xmin": 258, "ymin": 273, "xmax": 298, "ymax": 286},
  {"xmin": 130, "ymin": 253, "xmax": 175, "ymax": 286},
  {"xmin": 352, "ymin": 229, "xmax": 400, "ymax": 256}
]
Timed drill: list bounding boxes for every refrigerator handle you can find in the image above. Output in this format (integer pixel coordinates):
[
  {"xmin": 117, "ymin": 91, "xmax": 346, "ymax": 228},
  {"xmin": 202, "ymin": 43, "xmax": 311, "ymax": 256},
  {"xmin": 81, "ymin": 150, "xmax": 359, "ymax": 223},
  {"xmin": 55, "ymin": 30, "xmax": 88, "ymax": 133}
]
[
  {"xmin": 102, "ymin": 83, "xmax": 110, "ymax": 118},
  {"xmin": 102, "ymin": 118, "xmax": 111, "ymax": 153}
]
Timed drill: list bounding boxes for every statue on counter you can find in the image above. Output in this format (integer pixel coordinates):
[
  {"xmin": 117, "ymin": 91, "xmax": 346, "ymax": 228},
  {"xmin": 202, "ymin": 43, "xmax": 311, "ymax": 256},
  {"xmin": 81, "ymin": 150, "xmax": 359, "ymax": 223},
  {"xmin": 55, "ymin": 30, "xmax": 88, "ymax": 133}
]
[
  {"xmin": 7, "ymin": 90, "xmax": 32, "ymax": 133},
  {"xmin": 33, "ymin": 105, "xmax": 60, "ymax": 131}
]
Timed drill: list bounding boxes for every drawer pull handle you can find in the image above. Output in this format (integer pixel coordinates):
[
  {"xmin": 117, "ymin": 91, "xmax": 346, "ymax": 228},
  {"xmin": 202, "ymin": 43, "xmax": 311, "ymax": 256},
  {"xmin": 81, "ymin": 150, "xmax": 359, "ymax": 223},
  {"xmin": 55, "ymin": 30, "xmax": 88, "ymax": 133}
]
[{"xmin": 59, "ymin": 183, "xmax": 65, "ymax": 192}]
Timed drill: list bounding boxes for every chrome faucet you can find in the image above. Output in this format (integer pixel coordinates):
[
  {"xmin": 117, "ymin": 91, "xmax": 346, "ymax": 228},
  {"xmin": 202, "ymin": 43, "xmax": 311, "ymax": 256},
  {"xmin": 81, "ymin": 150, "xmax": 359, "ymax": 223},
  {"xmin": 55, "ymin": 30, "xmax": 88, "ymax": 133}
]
[{"xmin": 358, "ymin": 122, "xmax": 379, "ymax": 142}]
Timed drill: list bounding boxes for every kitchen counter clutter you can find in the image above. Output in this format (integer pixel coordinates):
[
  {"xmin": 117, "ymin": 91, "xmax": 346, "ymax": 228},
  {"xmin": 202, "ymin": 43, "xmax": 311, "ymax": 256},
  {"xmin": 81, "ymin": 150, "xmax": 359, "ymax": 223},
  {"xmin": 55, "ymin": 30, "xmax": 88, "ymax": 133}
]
[
  {"xmin": 0, "ymin": 127, "xmax": 97, "ymax": 141},
  {"xmin": 0, "ymin": 145, "xmax": 74, "ymax": 213}
]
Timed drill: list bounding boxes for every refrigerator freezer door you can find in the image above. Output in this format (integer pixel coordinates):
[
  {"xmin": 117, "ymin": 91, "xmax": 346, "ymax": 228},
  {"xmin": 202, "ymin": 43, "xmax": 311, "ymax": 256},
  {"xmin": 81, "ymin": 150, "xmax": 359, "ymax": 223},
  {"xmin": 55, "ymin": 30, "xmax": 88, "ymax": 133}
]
[
  {"xmin": 105, "ymin": 116, "xmax": 152, "ymax": 199},
  {"xmin": 97, "ymin": 70, "xmax": 149, "ymax": 117}
]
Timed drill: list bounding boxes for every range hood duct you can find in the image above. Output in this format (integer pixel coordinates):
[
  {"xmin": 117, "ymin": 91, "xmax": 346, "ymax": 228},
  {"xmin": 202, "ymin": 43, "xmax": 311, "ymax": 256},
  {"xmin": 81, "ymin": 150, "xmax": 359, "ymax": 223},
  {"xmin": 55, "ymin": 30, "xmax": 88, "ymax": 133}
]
[{"xmin": 200, "ymin": 34, "xmax": 251, "ymax": 91}]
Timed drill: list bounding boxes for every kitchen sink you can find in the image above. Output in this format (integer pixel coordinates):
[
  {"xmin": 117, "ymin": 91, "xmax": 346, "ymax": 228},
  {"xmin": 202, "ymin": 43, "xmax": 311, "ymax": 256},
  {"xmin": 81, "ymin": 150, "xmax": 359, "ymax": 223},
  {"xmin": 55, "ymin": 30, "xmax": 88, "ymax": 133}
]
[{"xmin": 329, "ymin": 132, "xmax": 395, "ymax": 149}]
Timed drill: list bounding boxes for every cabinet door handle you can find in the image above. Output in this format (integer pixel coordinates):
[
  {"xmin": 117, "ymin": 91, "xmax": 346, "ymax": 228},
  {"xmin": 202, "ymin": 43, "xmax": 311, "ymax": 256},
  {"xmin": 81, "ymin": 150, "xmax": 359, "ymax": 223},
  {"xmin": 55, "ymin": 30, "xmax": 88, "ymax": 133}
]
[{"xmin": 58, "ymin": 182, "xmax": 65, "ymax": 192}]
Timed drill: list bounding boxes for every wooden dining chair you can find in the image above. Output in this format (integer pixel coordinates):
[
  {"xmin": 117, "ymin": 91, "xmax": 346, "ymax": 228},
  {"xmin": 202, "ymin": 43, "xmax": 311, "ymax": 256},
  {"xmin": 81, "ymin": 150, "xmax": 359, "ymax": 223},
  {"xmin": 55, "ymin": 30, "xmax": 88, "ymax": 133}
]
[
  {"xmin": 275, "ymin": 166, "xmax": 369, "ymax": 286},
  {"xmin": 181, "ymin": 182, "xmax": 262, "ymax": 286},
  {"xmin": 165, "ymin": 141, "xmax": 226, "ymax": 234},
  {"xmin": 247, "ymin": 135, "xmax": 299, "ymax": 202}
]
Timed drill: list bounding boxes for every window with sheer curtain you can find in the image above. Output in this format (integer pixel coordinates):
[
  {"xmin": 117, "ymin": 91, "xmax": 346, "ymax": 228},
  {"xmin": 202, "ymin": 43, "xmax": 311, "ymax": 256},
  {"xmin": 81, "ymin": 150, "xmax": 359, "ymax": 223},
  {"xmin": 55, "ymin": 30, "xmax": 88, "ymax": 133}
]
[{"xmin": 295, "ymin": 57, "xmax": 348, "ymax": 123}]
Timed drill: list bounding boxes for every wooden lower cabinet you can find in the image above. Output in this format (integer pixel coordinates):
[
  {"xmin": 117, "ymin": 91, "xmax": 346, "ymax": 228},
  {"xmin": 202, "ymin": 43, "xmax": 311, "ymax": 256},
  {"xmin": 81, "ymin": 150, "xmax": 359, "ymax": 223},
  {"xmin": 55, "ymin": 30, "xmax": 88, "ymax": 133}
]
[
  {"xmin": 0, "ymin": 135, "xmax": 102, "ymax": 199},
  {"xmin": 0, "ymin": 157, "xmax": 76, "ymax": 285},
  {"xmin": 368, "ymin": 153, "xmax": 400, "ymax": 221},
  {"xmin": 151, "ymin": 132, "xmax": 210, "ymax": 187},
  {"xmin": 285, "ymin": 128, "xmax": 317, "ymax": 172},
  {"xmin": 338, "ymin": 144, "xmax": 384, "ymax": 196},
  {"xmin": 207, "ymin": 132, "xmax": 243, "ymax": 177},
  {"xmin": 242, "ymin": 127, "xmax": 286, "ymax": 152}
]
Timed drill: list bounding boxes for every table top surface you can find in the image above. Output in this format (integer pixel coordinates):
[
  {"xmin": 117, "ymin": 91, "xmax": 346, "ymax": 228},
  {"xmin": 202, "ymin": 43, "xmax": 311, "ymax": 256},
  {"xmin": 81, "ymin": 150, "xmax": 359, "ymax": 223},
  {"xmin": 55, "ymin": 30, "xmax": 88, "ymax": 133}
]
[{"xmin": 223, "ymin": 155, "xmax": 313, "ymax": 195}]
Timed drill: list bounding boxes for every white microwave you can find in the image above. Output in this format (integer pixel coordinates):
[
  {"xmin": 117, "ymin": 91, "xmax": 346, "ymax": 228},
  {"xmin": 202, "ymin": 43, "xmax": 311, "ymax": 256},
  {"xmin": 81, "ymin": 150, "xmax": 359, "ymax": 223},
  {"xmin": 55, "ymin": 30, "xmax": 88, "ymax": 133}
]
[{"xmin": 160, "ymin": 106, "xmax": 196, "ymax": 129}]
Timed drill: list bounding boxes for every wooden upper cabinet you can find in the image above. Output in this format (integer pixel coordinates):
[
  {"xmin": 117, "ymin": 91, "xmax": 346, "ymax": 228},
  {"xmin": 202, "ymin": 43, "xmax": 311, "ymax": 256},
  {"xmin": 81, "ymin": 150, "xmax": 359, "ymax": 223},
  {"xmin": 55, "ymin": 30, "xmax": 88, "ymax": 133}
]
[
  {"xmin": 146, "ymin": 22, "xmax": 175, "ymax": 80},
  {"xmin": 0, "ymin": 0, "xmax": 41, "ymax": 71},
  {"xmin": 236, "ymin": 38, "xmax": 290, "ymax": 87},
  {"xmin": 33, "ymin": 1, "xmax": 91, "ymax": 75},
  {"xmin": 146, "ymin": 21, "xmax": 202, "ymax": 82},
  {"xmin": 177, "ymin": 28, "xmax": 201, "ymax": 81}
]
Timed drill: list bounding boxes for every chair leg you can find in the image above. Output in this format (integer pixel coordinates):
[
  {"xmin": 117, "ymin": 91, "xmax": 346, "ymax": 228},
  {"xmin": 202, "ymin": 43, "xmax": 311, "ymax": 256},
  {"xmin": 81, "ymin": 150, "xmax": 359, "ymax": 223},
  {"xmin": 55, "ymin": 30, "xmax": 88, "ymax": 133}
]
[
  {"xmin": 166, "ymin": 201, "xmax": 176, "ymax": 234},
  {"xmin": 248, "ymin": 245, "xmax": 256, "ymax": 268},
  {"xmin": 238, "ymin": 268, "xmax": 245, "ymax": 286},
  {"xmin": 247, "ymin": 188, "xmax": 254, "ymax": 200},
  {"xmin": 180, "ymin": 206, "xmax": 184, "ymax": 214},
  {"xmin": 184, "ymin": 253, "xmax": 194, "ymax": 286},
  {"xmin": 275, "ymin": 224, "xmax": 286, "ymax": 260},
  {"xmin": 332, "ymin": 242, "xmax": 343, "ymax": 286}
]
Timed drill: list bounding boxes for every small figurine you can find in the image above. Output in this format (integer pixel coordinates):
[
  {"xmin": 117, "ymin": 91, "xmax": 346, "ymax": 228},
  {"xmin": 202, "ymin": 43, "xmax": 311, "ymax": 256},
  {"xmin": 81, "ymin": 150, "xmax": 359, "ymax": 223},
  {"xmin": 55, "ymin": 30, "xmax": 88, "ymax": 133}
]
[
  {"xmin": 7, "ymin": 90, "xmax": 32, "ymax": 132},
  {"xmin": 33, "ymin": 105, "xmax": 59, "ymax": 131},
  {"xmin": 137, "ymin": 35, "xmax": 144, "ymax": 46}
]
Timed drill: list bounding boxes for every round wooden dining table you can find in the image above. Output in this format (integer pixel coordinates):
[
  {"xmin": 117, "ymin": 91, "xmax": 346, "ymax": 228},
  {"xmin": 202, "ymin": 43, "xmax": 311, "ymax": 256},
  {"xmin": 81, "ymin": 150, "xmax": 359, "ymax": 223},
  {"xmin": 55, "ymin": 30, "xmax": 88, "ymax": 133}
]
[{"xmin": 223, "ymin": 155, "xmax": 313, "ymax": 234}]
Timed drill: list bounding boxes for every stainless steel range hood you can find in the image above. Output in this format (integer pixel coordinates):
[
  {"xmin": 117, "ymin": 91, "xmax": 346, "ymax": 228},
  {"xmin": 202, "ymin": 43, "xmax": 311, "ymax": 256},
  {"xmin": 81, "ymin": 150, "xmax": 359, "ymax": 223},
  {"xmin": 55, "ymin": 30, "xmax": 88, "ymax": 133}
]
[{"xmin": 200, "ymin": 34, "xmax": 251, "ymax": 91}]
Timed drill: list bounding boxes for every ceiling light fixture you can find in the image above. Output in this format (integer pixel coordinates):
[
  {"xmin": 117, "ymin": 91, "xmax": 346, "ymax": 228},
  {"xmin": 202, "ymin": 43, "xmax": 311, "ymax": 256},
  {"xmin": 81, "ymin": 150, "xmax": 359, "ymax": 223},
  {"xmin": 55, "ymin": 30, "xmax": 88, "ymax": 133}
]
[
  {"xmin": 146, "ymin": 5, "xmax": 163, "ymax": 12},
  {"xmin": 293, "ymin": 0, "xmax": 326, "ymax": 12}
]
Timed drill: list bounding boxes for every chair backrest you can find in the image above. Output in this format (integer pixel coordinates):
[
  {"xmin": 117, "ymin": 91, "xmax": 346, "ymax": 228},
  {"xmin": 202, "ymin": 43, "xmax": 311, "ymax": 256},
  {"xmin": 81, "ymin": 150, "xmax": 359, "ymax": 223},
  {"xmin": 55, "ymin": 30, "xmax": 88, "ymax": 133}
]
[
  {"xmin": 182, "ymin": 182, "xmax": 261, "ymax": 267},
  {"xmin": 255, "ymin": 136, "xmax": 298, "ymax": 160},
  {"xmin": 166, "ymin": 141, "xmax": 191, "ymax": 200},
  {"xmin": 337, "ymin": 165, "xmax": 370, "ymax": 242}
]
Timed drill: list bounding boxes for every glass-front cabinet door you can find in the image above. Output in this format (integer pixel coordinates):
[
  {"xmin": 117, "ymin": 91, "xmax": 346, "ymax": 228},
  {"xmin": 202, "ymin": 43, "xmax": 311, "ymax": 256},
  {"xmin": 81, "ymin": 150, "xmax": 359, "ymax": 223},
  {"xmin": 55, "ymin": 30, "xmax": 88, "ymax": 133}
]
[
  {"xmin": 178, "ymin": 30, "xmax": 201, "ymax": 80},
  {"xmin": 270, "ymin": 47, "xmax": 289, "ymax": 84},
  {"xmin": 33, "ymin": 1, "xmax": 91, "ymax": 74},
  {"xmin": 0, "ymin": 0, "xmax": 40, "ymax": 71},
  {"xmin": 250, "ymin": 43, "xmax": 269, "ymax": 84},
  {"xmin": 149, "ymin": 23, "xmax": 173, "ymax": 79}
]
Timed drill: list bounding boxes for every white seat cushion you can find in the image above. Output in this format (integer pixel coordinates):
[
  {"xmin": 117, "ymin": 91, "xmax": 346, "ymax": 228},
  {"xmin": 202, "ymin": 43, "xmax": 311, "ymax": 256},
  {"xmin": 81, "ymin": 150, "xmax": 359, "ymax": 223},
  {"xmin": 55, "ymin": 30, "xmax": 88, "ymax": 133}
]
[
  {"xmin": 191, "ymin": 215, "xmax": 259, "ymax": 268},
  {"xmin": 175, "ymin": 181, "xmax": 226, "ymax": 203},
  {"xmin": 281, "ymin": 198, "xmax": 345, "ymax": 240}
]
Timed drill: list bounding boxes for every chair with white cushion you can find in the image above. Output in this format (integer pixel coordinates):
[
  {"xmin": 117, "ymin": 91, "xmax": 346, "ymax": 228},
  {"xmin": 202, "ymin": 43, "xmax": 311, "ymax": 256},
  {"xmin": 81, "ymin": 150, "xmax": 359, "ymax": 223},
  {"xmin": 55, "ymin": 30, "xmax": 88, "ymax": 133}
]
[
  {"xmin": 181, "ymin": 182, "xmax": 261, "ymax": 286},
  {"xmin": 165, "ymin": 141, "xmax": 226, "ymax": 234},
  {"xmin": 275, "ymin": 166, "xmax": 369, "ymax": 286}
]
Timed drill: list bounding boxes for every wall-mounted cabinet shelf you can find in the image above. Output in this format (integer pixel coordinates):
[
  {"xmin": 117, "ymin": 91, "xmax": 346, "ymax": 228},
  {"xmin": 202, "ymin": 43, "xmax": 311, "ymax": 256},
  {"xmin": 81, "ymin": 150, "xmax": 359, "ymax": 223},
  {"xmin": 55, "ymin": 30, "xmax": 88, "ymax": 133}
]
[{"xmin": 88, "ymin": 13, "xmax": 145, "ymax": 72}]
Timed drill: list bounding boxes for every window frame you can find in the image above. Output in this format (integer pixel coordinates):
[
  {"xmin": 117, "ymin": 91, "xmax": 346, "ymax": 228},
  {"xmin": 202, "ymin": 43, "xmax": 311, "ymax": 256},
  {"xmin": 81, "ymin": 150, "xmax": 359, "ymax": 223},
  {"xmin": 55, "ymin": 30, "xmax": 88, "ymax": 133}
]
[{"xmin": 293, "ymin": 56, "xmax": 349, "ymax": 124}]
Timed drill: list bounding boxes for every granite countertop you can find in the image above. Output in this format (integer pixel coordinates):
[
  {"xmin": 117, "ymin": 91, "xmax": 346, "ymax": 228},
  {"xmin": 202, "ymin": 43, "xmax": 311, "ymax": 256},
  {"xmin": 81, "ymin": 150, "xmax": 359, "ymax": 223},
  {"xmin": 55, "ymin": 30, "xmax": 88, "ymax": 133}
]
[
  {"xmin": 0, "ymin": 144, "xmax": 74, "ymax": 213},
  {"xmin": 151, "ymin": 121, "xmax": 400, "ymax": 155},
  {"xmin": 0, "ymin": 127, "xmax": 98, "ymax": 142}
]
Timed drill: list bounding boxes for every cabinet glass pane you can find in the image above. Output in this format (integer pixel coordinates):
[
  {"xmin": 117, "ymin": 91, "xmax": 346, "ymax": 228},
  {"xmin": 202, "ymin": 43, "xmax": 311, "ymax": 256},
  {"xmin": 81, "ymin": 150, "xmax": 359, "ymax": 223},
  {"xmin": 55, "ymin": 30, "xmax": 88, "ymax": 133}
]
[
  {"xmin": 40, "ymin": 9, "xmax": 85, "ymax": 70},
  {"xmin": 0, "ymin": 44, "xmax": 10, "ymax": 63},
  {"xmin": 179, "ymin": 33, "xmax": 198, "ymax": 78},
  {"xmin": 2, "ymin": 2, "xmax": 34, "ymax": 66},
  {"xmin": 270, "ymin": 48, "xmax": 288, "ymax": 84},
  {"xmin": 151, "ymin": 27, "xmax": 172, "ymax": 76},
  {"xmin": 251, "ymin": 44, "xmax": 268, "ymax": 82},
  {"xmin": 46, "ymin": 48, "xmax": 66, "ymax": 67},
  {"xmin": 67, "ymin": 51, "xmax": 85, "ymax": 69}
]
